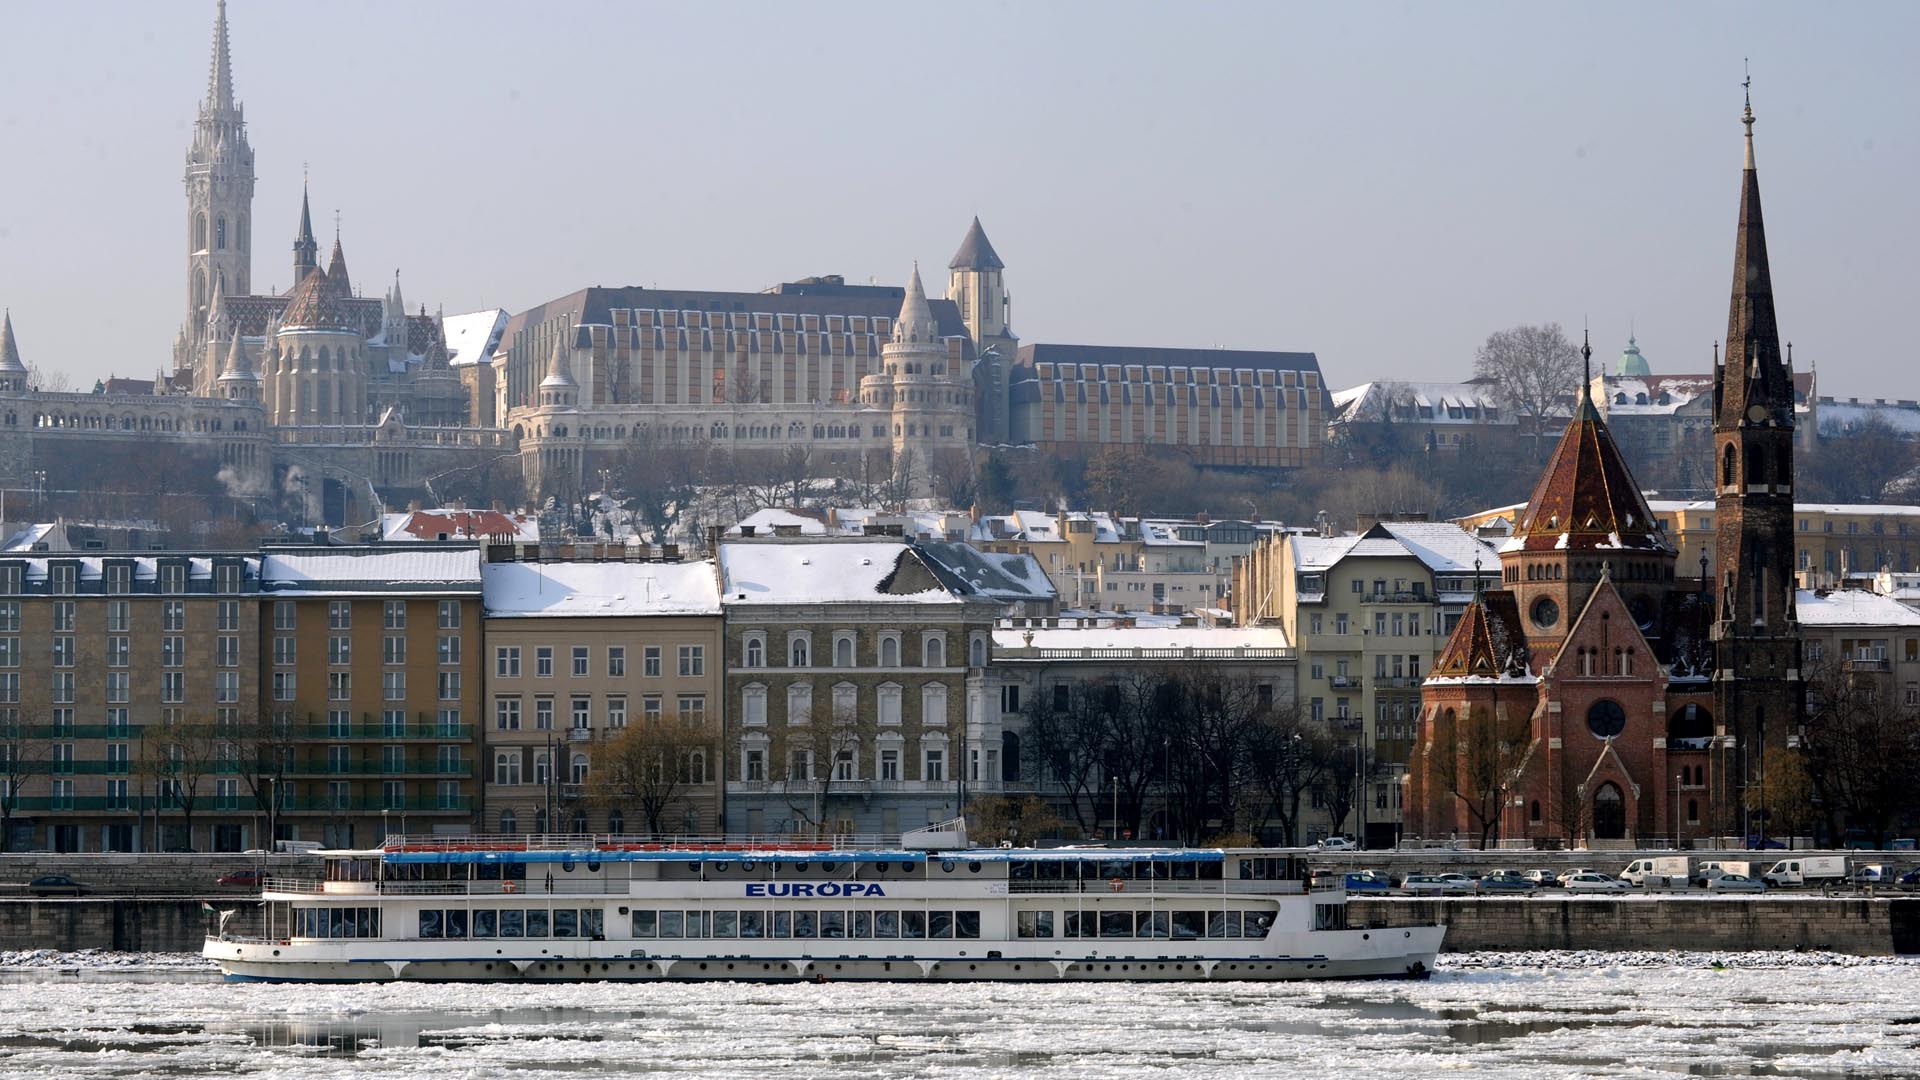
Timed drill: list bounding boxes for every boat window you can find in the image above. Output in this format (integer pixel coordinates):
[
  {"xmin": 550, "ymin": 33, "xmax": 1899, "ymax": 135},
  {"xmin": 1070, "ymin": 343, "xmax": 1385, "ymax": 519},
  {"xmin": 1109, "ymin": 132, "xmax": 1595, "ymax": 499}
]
[
  {"xmin": 632, "ymin": 911, "xmax": 657, "ymax": 937},
  {"xmin": 526, "ymin": 910, "xmax": 550, "ymax": 937},
  {"xmin": 928, "ymin": 911, "xmax": 954, "ymax": 939},
  {"xmin": 683, "ymin": 911, "xmax": 702, "ymax": 938},
  {"xmin": 1243, "ymin": 910, "xmax": 1272, "ymax": 939},
  {"xmin": 472, "ymin": 911, "xmax": 497, "ymax": 939},
  {"xmin": 1037, "ymin": 861, "xmax": 1063, "ymax": 881},
  {"xmin": 821, "ymin": 862, "xmax": 837, "ymax": 873},
  {"xmin": 1063, "ymin": 912, "xmax": 1096, "ymax": 938},
  {"xmin": 1199, "ymin": 861, "xmax": 1223, "ymax": 881},
  {"xmin": 418, "ymin": 910, "xmax": 443, "ymax": 939},
  {"xmin": 500, "ymin": 910, "xmax": 525, "ymax": 938},
  {"xmin": 741, "ymin": 861, "xmax": 756, "ymax": 873},
  {"xmin": 1017, "ymin": 910, "xmax": 1054, "ymax": 938},
  {"xmin": 1207, "ymin": 912, "xmax": 1240, "ymax": 939},
  {"xmin": 772, "ymin": 911, "xmax": 791, "ymax": 938},
  {"xmin": 940, "ymin": 860, "xmax": 955, "ymax": 873},
  {"xmin": 792, "ymin": 911, "xmax": 817, "ymax": 938},
  {"xmin": 1314, "ymin": 904, "xmax": 1348, "ymax": 931},
  {"xmin": 659, "ymin": 911, "xmax": 683, "ymax": 938},
  {"xmin": 739, "ymin": 911, "xmax": 764, "ymax": 938},
  {"xmin": 1009, "ymin": 861, "xmax": 1034, "ymax": 881},
  {"xmin": 820, "ymin": 911, "xmax": 846, "ymax": 938},
  {"xmin": 1172, "ymin": 862, "xmax": 1198, "ymax": 881},
  {"xmin": 1099, "ymin": 860, "xmax": 1130, "ymax": 881},
  {"xmin": 553, "ymin": 910, "xmax": 578, "ymax": 938},
  {"xmin": 713, "ymin": 862, "xmax": 729, "ymax": 873},
  {"xmin": 967, "ymin": 862, "xmax": 982, "ymax": 874},
  {"xmin": 874, "ymin": 911, "xmax": 899, "ymax": 938},
  {"xmin": 583, "ymin": 910, "xmax": 604, "ymax": 938},
  {"xmin": 444, "ymin": 910, "xmax": 468, "ymax": 939},
  {"xmin": 1100, "ymin": 912, "xmax": 1132, "ymax": 938},
  {"xmin": 1171, "ymin": 911, "xmax": 1204, "ymax": 939},
  {"xmin": 955, "ymin": 911, "xmax": 981, "ymax": 939},
  {"xmin": 711, "ymin": 911, "xmax": 737, "ymax": 938},
  {"xmin": 901, "ymin": 911, "xmax": 927, "ymax": 939},
  {"xmin": 851, "ymin": 911, "xmax": 872, "ymax": 938}
]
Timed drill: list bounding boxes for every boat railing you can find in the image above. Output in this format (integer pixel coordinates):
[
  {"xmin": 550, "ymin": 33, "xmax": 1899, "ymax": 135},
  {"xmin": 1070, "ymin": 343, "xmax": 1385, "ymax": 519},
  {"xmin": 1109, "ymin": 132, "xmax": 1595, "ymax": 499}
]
[
  {"xmin": 263, "ymin": 877, "xmax": 327, "ymax": 894},
  {"xmin": 381, "ymin": 830, "xmax": 915, "ymax": 853},
  {"xmin": 1006, "ymin": 879, "xmax": 1306, "ymax": 896}
]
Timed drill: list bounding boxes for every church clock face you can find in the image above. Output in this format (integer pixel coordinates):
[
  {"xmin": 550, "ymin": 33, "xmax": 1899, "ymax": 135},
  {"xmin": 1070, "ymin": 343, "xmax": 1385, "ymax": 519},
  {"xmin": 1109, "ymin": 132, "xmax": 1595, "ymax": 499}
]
[
  {"xmin": 1747, "ymin": 404, "xmax": 1768, "ymax": 424},
  {"xmin": 1531, "ymin": 596, "xmax": 1560, "ymax": 628}
]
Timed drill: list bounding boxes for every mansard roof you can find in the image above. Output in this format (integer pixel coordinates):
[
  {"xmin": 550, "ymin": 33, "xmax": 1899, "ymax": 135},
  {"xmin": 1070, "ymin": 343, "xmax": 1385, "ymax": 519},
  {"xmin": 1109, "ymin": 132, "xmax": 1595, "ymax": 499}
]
[
  {"xmin": 1505, "ymin": 394, "xmax": 1668, "ymax": 555},
  {"xmin": 1428, "ymin": 589, "xmax": 1535, "ymax": 683}
]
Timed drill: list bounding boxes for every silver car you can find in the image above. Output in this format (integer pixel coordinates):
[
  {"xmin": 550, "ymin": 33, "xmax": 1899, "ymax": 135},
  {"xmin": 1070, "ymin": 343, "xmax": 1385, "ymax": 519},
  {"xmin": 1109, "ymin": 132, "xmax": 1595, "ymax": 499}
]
[{"xmin": 1704, "ymin": 873, "xmax": 1767, "ymax": 893}]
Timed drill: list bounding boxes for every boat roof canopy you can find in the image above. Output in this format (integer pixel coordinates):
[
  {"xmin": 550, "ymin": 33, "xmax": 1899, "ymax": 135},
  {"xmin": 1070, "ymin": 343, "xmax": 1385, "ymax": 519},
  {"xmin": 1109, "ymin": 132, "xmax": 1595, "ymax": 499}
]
[{"xmin": 375, "ymin": 847, "xmax": 1238, "ymax": 866}]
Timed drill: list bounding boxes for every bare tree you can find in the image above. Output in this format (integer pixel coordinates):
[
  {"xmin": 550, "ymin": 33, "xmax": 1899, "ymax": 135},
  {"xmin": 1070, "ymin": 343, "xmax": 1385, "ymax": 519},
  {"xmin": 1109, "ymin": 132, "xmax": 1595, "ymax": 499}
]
[
  {"xmin": 1247, "ymin": 705, "xmax": 1336, "ymax": 846},
  {"xmin": 1473, "ymin": 323, "xmax": 1581, "ymax": 458},
  {"xmin": 230, "ymin": 710, "xmax": 298, "ymax": 846},
  {"xmin": 1800, "ymin": 658, "xmax": 1920, "ymax": 846},
  {"xmin": 881, "ymin": 449, "xmax": 916, "ymax": 509},
  {"xmin": 25, "ymin": 359, "xmax": 71, "ymax": 394},
  {"xmin": 0, "ymin": 711, "xmax": 46, "ymax": 852},
  {"xmin": 928, "ymin": 447, "xmax": 978, "ymax": 510},
  {"xmin": 142, "ymin": 717, "xmax": 221, "ymax": 851},
  {"xmin": 586, "ymin": 714, "xmax": 714, "ymax": 836},
  {"xmin": 1432, "ymin": 703, "xmax": 1533, "ymax": 850},
  {"xmin": 1021, "ymin": 682, "xmax": 1116, "ymax": 834},
  {"xmin": 966, "ymin": 793, "xmax": 1068, "ymax": 845}
]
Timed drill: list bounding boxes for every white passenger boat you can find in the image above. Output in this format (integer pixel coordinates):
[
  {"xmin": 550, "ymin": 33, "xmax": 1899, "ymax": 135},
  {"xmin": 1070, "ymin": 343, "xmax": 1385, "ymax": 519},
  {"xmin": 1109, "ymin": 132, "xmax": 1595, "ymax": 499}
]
[{"xmin": 204, "ymin": 821, "xmax": 1443, "ymax": 982}]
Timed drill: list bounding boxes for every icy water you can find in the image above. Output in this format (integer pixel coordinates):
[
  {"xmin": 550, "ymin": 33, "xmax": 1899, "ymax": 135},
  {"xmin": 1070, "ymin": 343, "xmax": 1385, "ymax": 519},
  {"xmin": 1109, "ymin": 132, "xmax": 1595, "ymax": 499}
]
[{"xmin": 2, "ymin": 953, "xmax": 1919, "ymax": 1078}]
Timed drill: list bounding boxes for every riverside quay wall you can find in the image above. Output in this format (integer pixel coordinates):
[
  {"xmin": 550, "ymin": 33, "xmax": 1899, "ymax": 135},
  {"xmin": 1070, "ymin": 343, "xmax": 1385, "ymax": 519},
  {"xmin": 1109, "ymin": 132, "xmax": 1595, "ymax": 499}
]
[
  {"xmin": 1, "ymin": 896, "xmax": 1919, "ymax": 956},
  {"xmin": 1350, "ymin": 897, "xmax": 1920, "ymax": 956}
]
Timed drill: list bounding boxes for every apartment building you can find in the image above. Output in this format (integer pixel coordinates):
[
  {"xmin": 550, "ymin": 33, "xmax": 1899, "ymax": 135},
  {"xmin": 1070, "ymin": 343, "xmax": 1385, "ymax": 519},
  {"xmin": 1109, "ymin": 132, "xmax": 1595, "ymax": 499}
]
[
  {"xmin": 717, "ymin": 537, "xmax": 999, "ymax": 836},
  {"xmin": 1796, "ymin": 589, "xmax": 1920, "ymax": 705},
  {"xmin": 1231, "ymin": 521, "xmax": 1499, "ymax": 846},
  {"xmin": 480, "ymin": 554, "xmax": 724, "ymax": 835},
  {"xmin": 258, "ymin": 546, "xmax": 484, "ymax": 848},
  {"xmin": 0, "ymin": 553, "xmax": 260, "ymax": 852}
]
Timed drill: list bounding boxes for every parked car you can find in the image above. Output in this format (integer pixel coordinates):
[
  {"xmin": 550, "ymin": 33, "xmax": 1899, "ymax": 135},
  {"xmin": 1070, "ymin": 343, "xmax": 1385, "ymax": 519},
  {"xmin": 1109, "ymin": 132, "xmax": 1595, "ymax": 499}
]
[
  {"xmin": 1705, "ymin": 873, "xmax": 1767, "ymax": 893},
  {"xmin": 1315, "ymin": 836, "xmax": 1357, "ymax": 852},
  {"xmin": 1435, "ymin": 873, "xmax": 1479, "ymax": 892},
  {"xmin": 1898, "ymin": 868, "xmax": 1920, "ymax": 891},
  {"xmin": 1693, "ymin": 861, "xmax": 1755, "ymax": 888},
  {"xmin": 1521, "ymin": 869, "xmax": 1560, "ymax": 887},
  {"xmin": 1852, "ymin": 865, "xmax": 1895, "ymax": 887},
  {"xmin": 1399, "ymin": 874, "xmax": 1470, "ymax": 895},
  {"xmin": 1745, "ymin": 836, "xmax": 1787, "ymax": 850},
  {"xmin": 217, "ymin": 869, "xmax": 264, "ymax": 888},
  {"xmin": 27, "ymin": 874, "xmax": 86, "ymax": 897},
  {"xmin": 1342, "ymin": 870, "xmax": 1393, "ymax": 892},
  {"xmin": 1556, "ymin": 867, "xmax": 1603, "ymax": 887},
  {"xmin": 1478, "ymin": 871, "xmax": 1535, "ymax": 892},
  {"xmin": 1564, "ymin": 872, "xmax": 1632, "ymax": 893}
]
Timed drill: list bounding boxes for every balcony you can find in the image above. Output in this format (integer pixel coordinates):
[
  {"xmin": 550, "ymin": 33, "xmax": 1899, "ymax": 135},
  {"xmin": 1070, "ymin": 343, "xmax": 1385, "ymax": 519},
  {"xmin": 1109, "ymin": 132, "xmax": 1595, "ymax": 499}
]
[
  {"xmin": 1360, "ymin": 592, "xmax": 1431, "ymax": 605},
  {"xmin": 296, "ymin": 724, "xmax": 474, "ymax": 741},
  {"xmin": 287, "ymin": 760, "xmax": 470, "ymax": 777},
  {"xmin": 280, "ymin": 795, "xmax": 472, "ymax": 813},
  {"xmin": 1327, "ymin": 675, "xmax": 1363, "ymax": 689}
]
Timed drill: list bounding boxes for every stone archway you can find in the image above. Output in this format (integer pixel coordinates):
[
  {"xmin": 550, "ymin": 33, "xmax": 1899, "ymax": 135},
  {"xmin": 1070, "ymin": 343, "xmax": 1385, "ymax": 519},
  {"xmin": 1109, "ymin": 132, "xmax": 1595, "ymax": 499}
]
[{"xmin": 1593, "ymin": 782, "xmax": 1626, "ymax": 840}]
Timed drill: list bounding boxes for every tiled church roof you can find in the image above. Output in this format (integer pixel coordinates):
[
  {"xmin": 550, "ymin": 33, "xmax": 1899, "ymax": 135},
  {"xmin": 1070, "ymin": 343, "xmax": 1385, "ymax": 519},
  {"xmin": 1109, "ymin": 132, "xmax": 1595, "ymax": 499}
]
[
  {"xmin": 1506, "ymin": 390, "xmax": 1668, "ymax": 555},
  {"xmin": 1428, "ymin": 589, "xmax": 1534, "ymax": 682}
]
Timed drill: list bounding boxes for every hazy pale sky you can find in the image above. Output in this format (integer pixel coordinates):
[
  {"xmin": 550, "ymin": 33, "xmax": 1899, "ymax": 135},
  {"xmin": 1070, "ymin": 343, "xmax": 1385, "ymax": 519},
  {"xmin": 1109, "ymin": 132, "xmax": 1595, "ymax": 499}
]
[{"xmin": 1, "ymin": 1, "xmax": 1915, "ymax": 397}]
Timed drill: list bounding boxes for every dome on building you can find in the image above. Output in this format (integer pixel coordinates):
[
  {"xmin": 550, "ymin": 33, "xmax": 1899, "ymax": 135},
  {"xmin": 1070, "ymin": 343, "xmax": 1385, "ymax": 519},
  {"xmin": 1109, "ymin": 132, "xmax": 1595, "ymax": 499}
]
[
  {"xmin": 280, "ymin": 267, "xmax": 355, "ymax": 331},
  {"xmin": 1615, "ymin": 335, "xmax": 1651, "ymax": 377}
]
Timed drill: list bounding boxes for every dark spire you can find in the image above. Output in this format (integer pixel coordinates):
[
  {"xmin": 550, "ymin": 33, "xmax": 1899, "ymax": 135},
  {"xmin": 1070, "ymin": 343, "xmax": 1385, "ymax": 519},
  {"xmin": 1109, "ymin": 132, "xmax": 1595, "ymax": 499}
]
[
  {"xmin": 326, "ymin": 227, "xmax": 351, "ymax": 297},
  {"xmin": 1577, "ymin": 327, "xmax": 1598, "ymax": 420},
  {"xmin": 292, "ymin": 181, "xmax": 319, "ymax": 283},
  {"xmin": 948, "ymin": 216, "xmax": 1005, "ymax": 271},
  {"xmin": 1717, "ymin": 74, "xmax": 1793, "ymax": 428}
]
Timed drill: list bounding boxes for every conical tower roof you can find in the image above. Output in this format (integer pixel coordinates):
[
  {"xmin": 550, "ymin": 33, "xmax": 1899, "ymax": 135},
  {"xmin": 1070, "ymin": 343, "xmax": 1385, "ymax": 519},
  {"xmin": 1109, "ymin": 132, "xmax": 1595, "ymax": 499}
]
[
  {"xmin": 893, "ymin": 263, "xmax": 940, "ymax": 344},
  {"xmin": 216, "ymin": 330, "xmax": 259, "ymax": 383},
  {"xmin": 1430, "ymin": 589, "xmax": 1533, "ymax": 681},
  {"xmin": 205, "ymin": 0, "xmax": 236, "ymax": 114},
  {"xmin": 0, "ymin": 310, "xmax": 27, "ymax": 376},
  {"xmin": 539, "ymin": 335, "xmax": 577, "ymax": 390},
  {"xmin": 325, "ymin": 234, "xmax": 352, "ymax": 297},
  {"xmin": 1508, "ymin": 336, "xmax": 1668, "ymax": 554},
  {"xmin": 948, "ymin": 216, "xmax": 1005, "ymax": 271}
]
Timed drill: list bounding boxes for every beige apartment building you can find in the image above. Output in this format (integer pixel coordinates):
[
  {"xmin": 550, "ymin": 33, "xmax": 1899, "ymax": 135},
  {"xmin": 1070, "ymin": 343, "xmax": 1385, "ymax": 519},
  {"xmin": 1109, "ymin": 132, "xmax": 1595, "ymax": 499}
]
[
  {"xmin": 258, "ymin": 546, "xmax": 485, "ymax": 848},
  {"xmin": 1232, "ymin": 521, "xmax": 1498, "ymax": 846},
  {"xmin": 0, "ymin": 553, "xmax": 261, "ymax": 853},
  {"xmin": 480, "ymin": 554, "xmax": 724, "ymax": 835}
]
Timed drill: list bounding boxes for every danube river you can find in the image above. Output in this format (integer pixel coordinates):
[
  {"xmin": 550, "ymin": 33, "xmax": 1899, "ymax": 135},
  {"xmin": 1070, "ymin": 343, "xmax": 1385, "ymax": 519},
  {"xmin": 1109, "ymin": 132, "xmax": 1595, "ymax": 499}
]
[{"xmin": 1, "ymin": 952, "xmax": 1916, "ymax": 1077}]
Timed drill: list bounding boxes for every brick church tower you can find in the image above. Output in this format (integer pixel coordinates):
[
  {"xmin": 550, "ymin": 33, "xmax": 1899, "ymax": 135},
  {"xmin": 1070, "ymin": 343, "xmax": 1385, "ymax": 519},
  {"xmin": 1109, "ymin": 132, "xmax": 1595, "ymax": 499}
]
[{"xmin": 1711, "ymin": 83, "xmax": 1803, "ymax": 836}]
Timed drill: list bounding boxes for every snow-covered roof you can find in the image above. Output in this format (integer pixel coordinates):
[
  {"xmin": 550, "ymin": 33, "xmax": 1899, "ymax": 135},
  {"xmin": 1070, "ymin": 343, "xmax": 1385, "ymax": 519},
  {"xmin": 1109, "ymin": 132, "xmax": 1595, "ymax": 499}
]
[
  {"xmin": 731, "ymin": 508, "xmax": 833, "ymax": 536},
  {"xmin": 442, "ymin": 309, "xmax": 509, "ymax": 368},
  {"xmin": 993, "ymin": 621, "xmax": 1290, "ymax": 653},
  {"xmin": 1795, "ymin": 589, "xmax": 1920, "ymax": 628},
  {"xmin": 2, "ymin": 523, "xmax": 57, "ymax": 551},
  {"xmin": 1287, "ymin": 523, "xmax": 1496, "ymax": 576},
  {"xmin": 382, "ymin": 508, "xmax": 541, "ymax": 543},
  {"xmin": 483, "ymin": 560, "xmax": 720, "ymax": 617},
  {"xmin": 1648, "ymin": 499, "xmax": 1920, "ymax": 518},
  {"xmin": 717, "ymin": 541, "xmax": 959, "ymax": 605},
  {"xmin": 262, "ymin": 548, "xmax": 482, "ymax": 593},
  {"xmin": 9, "ymin": 554, "xmax": 256, "ymax": 585},
  {"xmin": 1138, "ymin": 519, "xmax": 1203, "ymax": 547},
  {"xmin": 1331, "ymin": 380, "xmax": 1511, "ymax": 425},
  {"xmin": 914, "ymin": 541, "xmax": 1056, "ymax": 602}
]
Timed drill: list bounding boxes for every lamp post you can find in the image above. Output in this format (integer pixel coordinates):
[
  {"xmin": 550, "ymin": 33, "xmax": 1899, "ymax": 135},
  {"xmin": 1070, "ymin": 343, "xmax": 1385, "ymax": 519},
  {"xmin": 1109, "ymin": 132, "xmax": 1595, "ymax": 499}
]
[
  {"xmin": 1675, "ymin": 772, "xmax": 1684, "ymax": 850},
  {"xmin": 1110, "ymin": 775, "xmax": 1118, "ymax": 842}
]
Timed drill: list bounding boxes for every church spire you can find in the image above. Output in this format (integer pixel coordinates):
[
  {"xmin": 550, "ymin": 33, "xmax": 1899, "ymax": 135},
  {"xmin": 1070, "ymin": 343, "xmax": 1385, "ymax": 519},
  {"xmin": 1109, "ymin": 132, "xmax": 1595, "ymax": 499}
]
[
  {"xmin": 894, "ymin": 262, "xmax": 939, "ymax": 344},
  {"xmin": 293, "ymin": 182, "xmax": 319, "ymax": 283},
  {"xmin": 205, "ymin": 0, "xmax": 236, "ymax": 115},
  {"xmin": 0, "ymin": 310, "xmax": 27, "ymax": 379},
  {"xmin": 1717, "ymin": 72, "xmax": 1792, "ymax": 428}
]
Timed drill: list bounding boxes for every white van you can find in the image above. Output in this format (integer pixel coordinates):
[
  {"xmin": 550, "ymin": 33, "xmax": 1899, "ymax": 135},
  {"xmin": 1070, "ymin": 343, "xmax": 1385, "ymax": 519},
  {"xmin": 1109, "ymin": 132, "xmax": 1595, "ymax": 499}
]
[
  {"xmin": 1620, "ymin": 856, "xmax": 1690, "ymax": 888},
  {"xmin": 1762, "ymin": 855, "xmax": 1848, "ymax": 887},
  {"xmin": 1694, "ymin": 860, "xmax": 1753, "ymax": 887}
]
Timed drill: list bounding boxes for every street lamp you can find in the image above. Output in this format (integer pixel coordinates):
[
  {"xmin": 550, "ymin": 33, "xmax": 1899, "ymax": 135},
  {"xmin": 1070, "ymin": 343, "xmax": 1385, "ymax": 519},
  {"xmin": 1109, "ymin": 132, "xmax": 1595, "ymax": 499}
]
[
  {"xmin": 1110, "ymin": 775, "xmax": 1118, "ymax": 842},
  {"xmin": 1675, "ymin": 772, "xmax": 1684, "ymax": 850}
]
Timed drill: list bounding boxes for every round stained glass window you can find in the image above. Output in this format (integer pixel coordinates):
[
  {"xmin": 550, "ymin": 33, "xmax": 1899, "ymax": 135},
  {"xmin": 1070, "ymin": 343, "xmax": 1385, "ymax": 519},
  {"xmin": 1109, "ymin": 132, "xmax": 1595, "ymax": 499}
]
[
  {"xmin": 1531, "ymin": 596, "xmax": 1560, "ymax": 629},
  {"xmin": 1587, "ymin": 699, "xmax": 1627, "ymax": 739}
]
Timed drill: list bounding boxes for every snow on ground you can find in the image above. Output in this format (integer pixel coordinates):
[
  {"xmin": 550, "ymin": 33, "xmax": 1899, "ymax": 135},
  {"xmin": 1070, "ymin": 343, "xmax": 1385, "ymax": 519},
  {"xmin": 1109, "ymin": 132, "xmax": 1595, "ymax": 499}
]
[{"xmin": 1, "ymin": 953, "xmax": 1918, "ymax": 1077}]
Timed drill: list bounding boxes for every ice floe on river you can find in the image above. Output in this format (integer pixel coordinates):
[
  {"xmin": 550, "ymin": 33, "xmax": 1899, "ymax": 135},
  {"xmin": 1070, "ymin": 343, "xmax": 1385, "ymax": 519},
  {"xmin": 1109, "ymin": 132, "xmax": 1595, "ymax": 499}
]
[{"xmin": 0, "ymin": 951, "xmax": 1916, "ymax": 1077}]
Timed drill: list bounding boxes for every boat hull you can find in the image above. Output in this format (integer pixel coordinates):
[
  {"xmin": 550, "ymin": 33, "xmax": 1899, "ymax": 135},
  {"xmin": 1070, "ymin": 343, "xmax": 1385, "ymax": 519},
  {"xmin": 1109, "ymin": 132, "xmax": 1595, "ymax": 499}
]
[{"xmin": 207, "ymin": 925, "xmax": 1444, "ymax": 983}]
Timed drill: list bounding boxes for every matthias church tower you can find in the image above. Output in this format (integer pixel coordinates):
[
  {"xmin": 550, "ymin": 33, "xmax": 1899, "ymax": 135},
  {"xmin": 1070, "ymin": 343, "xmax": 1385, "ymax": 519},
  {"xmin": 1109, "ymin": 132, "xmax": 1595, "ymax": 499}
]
[{"xmin": 179, "ymin": 0, "xmax": 255, "ymax": 392}]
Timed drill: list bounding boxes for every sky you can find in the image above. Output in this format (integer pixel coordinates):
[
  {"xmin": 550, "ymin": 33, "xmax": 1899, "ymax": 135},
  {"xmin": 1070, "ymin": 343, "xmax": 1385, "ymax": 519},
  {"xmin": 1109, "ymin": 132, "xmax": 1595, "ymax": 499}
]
[{"xmin": 0, "ymin": 1, "xmax": 1915, "ymax": 398}]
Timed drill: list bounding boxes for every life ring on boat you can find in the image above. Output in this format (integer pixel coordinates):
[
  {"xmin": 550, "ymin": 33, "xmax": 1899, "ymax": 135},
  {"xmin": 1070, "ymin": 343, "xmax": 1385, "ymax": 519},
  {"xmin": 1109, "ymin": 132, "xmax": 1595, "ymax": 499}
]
[
  {"xmin": 502, "ymin": 880, "xmax": 517, "ymax": 894},
  {"xmin": 1108, "ymin": 878, "xmax": 1126, "ymax": 892}
]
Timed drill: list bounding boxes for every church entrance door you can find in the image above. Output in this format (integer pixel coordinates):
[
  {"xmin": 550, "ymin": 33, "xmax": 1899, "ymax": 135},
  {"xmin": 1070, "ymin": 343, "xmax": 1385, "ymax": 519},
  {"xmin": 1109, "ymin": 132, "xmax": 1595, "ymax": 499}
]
[{"xmin": 1593, "ymin": 782, "xmax": 1626, "ymax": 840}]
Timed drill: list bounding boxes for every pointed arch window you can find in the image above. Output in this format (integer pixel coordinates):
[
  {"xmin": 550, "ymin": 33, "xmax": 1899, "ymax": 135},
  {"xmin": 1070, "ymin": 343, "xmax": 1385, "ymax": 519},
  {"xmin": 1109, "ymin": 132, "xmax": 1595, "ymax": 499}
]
[
  {"xmin": 1722, "ymin": 444, "xmax": 1737, "ymax": 487},
  {"xmin": 215, "ymin": 216, "xmax": 227, "ymax": 250},
  {"xmin": 194, "ymin": 214, "xmax": 207, "ymax": 253}
]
